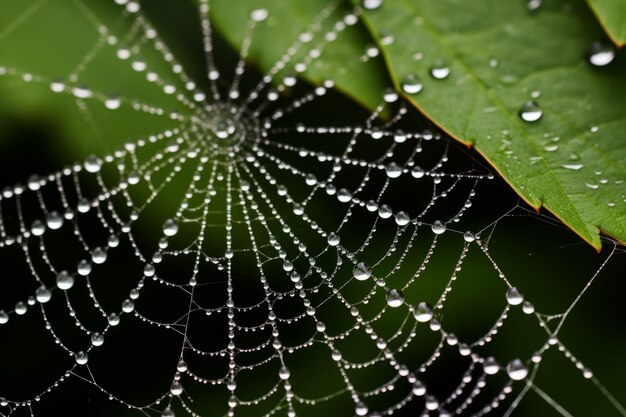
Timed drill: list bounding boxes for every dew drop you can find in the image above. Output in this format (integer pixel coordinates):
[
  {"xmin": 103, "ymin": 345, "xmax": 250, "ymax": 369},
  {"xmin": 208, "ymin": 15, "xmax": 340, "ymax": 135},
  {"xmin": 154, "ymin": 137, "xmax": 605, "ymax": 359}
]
[
  {"xmin": 561, "ymin": 163, "xmax": 583, "ymax": 171},
  {"xmin": 395, "ymin": 211, "xmax": 410, "ymax": 226},
  {"xmin": 46, "ymin": 211, "xmax": 64, "ymax": 230},
  {"xmin": 279, "ymin": 366, "xmax": 291, "ymax": 380},
  {"xmin": 483, "ymin": 356, "xmax": 500, "ymax": 375},
  {"xmin": 170, "ymin": 381, "xmax": 183, "ymax": 396},
  {"xmin": 411, "ymin": 166, "xmax": 425, "ymax": 178},
  {"xmin": 355, "ymin": 401, "xmax": 368, "ymax": 416},
  {"xmin": 412, "ymin": 380, "xmax": 426, "ymax": 396},
  {"xmin": 587, "ymin": 42, "xmax": 615, "ymax": 67},
  {"xmin": 506, "ymin": 287, "xmax": 524, "ymax": 305},
  {"xmin": 430, "ymin": 63, "xmax": 450, "ymax": 80},
  {"xmin": 378, "ymin": 204, "xmax": 393, "ymax": 219},
  {"xmin": 463, "ymin": 231, "xmax": 475, "ymax": 242},
  {"xmin": 163, "ymin": 219, "xmax": 179, "ymax": 236},
  {"xmin": 105, "ymin": 94, "xmax": 121, "ymax": 110},
  {"xmin": 56, "ymin": 271, "xmax": 75, "ymax": 291},
  {"xmin": 506, "ymin": 359, "xmax": 528, "ymax": 380},
  {"xmin": 162, "ymin": 407, "xmax": 175, "ymax": 417},
  {"xmin": 337, "ymin": 188, "xmax": 352, "ymax": 203},
  {"xmin": 413, "ymin": 302, "xmax": 433, "ymax": 322},
  {"xmin": 353, "ymin": 262, "xmax": 372, "ymax": 281},
  {"xmin": 75, "ymin": 351, "xmax": 89, "ymax": 365},
  {"xmin": 50, "ymin": 79, "xmax": 66, "ymax": 93},
  {"xmin": 35, "ymin": 286, "xmax": 52, "ymax": 303},
  {"xmin": 385, "ymin": 162, "xmax": 402, "ymax": 178},
  {"xmin": 518, "ymin": 101, "xmax": 542, "ymax": 122},
  {"xmin": 92, "ymin": 247, "xmax": 108, "ymax": 264},
  {"xmin": 84, "ymin": 155, "xmax": 103, "ymax": 173},
  {"xmin": 250, "ymin": 8, "xmax": 269, "ymax": 22},
  {"xmin": 401, "ymin": 74, "xmax": 423, "ymax": 94},
  {"xmin": 386, "ymin": 289, "xmax": 405, "ymax": 307},
  {"xmin": 77, "ymin": 260, "xmax": 92, "ymax": 276},
  {"xmin": 91, "ymin": 332, "xmax": 105, "ymax": 346},
  {"xmin": 327, "ymin": 232, "xmax": 340, "ymax": 246},
  {"xmin": 431, "ymin": 220, "xmax": 446, "ymax": 235},
  {"xmin": 0, "ymin": 311, "xmax": 8, "ymax": 325},
  {"xmin": 362, "ymin": 0, "xmax": 383, "ymax": 10}
]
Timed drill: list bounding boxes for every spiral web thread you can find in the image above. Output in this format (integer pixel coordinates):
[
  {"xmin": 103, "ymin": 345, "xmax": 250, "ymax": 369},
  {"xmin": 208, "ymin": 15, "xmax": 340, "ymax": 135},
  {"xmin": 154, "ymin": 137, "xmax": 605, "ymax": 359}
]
[{"xmin": 0, "ymin": 1, "xmax": 624, "ymax": 416}]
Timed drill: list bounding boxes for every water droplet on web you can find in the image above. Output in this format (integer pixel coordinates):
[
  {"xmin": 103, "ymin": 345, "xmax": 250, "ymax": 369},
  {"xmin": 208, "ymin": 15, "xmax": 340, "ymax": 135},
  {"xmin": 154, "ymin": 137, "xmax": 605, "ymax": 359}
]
[
  {"xmin": 50, "ymin": 79, "xmax": 65, "ymax": 93},
  {"xmin": 519, "ymin": 101, "xmax": 542, "ymax": 122},
  {"xmin": 395, "ymin": 211, "xmax": 410, "ymax": 226},
  {"xmin": 413, "ymin": 302, "xmax": 433, "ymax": 322},
  {"xmin": 56, "ymin": 271, "xmax": 75, "ymax": 291},
  {"xmin": 35, "ymin": 286, "xmax": 52, "ymax": 303},
  {"xmin": 383, "ymin": 88, "xmax": 398, "ymax": 103},
  {"xmin": 72, "ymin": 85, "xmax": 93, "ymax": 99},
  {"xmin": 46, "ymin": 212, "xmax": 64, "ymax": 230},
  {"xmin": 411, "ymin": 166, "xmax": 425, "ymax": 178},
  {"xmin": 163, "ymin": 219, "xmax": 179, "ymax": 236},
  {"xmin": 386, "ymin": 289, "xmax": 405, "ymax": 307},
  {"xmin": 0, "ymin": 311, "xmax": 8, "ymax": 325},
  {"xmin": 378, "ymin": 204, "xmax": 392, "ymax": 219},
  {"xmin": 77, "ymin": 260, "xmax": 92, "ymax": 276},
  {"xmin": 337, "ymin": 188, "xmax": 352, "ymax": 203},
  {"xmin": 327, "ymin": 232, "xmax": 340, "ymax": 246},
  {"xmin": 484, "ymin": 357, "xmax": 500, "ymax": 375},
  {"xmin": 430, "ymin": 63, "xmax": 450, "ymax": 80},
  {"xmin": 506, "ymin": 287, "xmax": 524, "ymax": 305},
  {"xmin": 506, "ymin": 359, "xmax": 528, "ymax": 380},
  {"xmin": 105, "ymin": 94, "xmax": 121, "ymax": 110},
  {"xmin": 75, "ymin": 351, "xmax": 89, "ymax": 365},
  {"xmin": 544, "ymin": 144, "xmax": 558, "ymax": 152},
  {"xmin": 425, "ymin": 395, "xmax": 439, "ymax": 410},
  {"xmin": 162, "ymin": 407, "xmax": 175, "ymax": 417},
  {"xmin": 401, "ymin": 74, "xmax": 423, "ymax": 94},
  {"xmin": 586, "ymin": 42, "xmax": 615, "ymax": 67},
  {"xmin": 431, "ymin": 220, "xmax": 446, "ymax": 235},
  {"xmin": 353, "ymin": 262, "xmax": 372, "ymax": 281},
  {"xmin": 92, "ymin": 247, "xmax": 108, "ymax": 264},
  {"xmin": 84, "ymin": 155, "xmax": 103, "ymax": 173},
  {"xmin": 412, "ymin": 380, "xmax": 426, "ymax": 396},
  {"xmin": 463, "ymin": 231, "xmax": 475, "ymax": 242},
  {"xmin": 91, "ymin": 332, "xmax": 104, "ymax": 346},
  {"xmin": 170, "ymin": 381, "xmax": 183, "ymax": 396},
  {"xmin": 362, "ymin": 0, "xmax": 383, "ymax": 10},
  {"xmin": 355, "ymin": 401, "xmax": 368, "ymax": 416},
  {"xmin": 279, "ymin": 366, "xmax": 290, "ymax": 380},
  {"xmin": 385, "ymin": 162, "xmax": 402, "ymax": 178}
]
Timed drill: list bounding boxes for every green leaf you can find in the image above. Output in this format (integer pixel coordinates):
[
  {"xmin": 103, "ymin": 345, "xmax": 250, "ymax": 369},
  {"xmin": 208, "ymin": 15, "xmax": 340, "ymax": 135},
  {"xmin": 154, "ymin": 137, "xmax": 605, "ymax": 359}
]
[
  {"xmin": 357, "ymin": 0, "xmax": 626, "ymax": 250},
  {"xmin": 210, "ymin": 0, "xmax": 389, "ymax": 111},
  {"xmin": 587, "ymin": 0, "xmax": 626, "ymax": 46}
]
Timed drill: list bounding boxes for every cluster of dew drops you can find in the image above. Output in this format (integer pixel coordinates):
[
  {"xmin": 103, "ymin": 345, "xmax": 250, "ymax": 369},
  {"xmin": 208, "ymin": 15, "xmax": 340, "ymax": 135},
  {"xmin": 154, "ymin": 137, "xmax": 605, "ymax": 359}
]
[{"xmin": 362, "ymin": 0, "xmax": 618, "ymax": 125}]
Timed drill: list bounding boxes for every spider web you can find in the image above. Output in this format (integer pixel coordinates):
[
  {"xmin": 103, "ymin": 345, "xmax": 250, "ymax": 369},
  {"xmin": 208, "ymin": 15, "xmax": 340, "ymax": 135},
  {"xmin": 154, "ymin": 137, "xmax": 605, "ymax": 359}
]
[{"xmin": 0, "ymin": 0, "xmax": 624, "ymax": 416}]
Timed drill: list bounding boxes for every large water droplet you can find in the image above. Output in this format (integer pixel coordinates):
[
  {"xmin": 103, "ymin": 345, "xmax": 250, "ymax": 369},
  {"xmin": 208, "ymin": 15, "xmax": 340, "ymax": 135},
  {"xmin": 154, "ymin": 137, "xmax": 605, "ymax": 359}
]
[
  {"xmin": 327, "ymin": 232, "xmax": 340, "ymax": 246},
  {"xmin": 353, "ymin": 262, "xmax": 372, "ymax": 281},
  {"xmin": 163, "ymin": 219, "xmax": 179, "ymax": 236},
  {"xmin": 91, "ymin": 332, "xmax": 105, "ymax": 346},
  {"xmin": 386, "ymin": 289, "xmax": 405, "ymax": 307},
  {"xmin": 587, "ymin": 42, "xmax": 615, "ymax": 67},
  {"xmin": 506, "ymin": 287, "xmax": 524, "ymax": 306},
  {"xmin": 355, "ymin": 401, "xmax": 368, "ymax": 416},
  {"xmin": 483, "ymin": 356, "xmax": 500, "ymax": 375},
  {"xmin": 0, "ymin": 310, "xmax": 8, "ymax": 324},
  {"xmin": 170, "ymin": 381, "xmax": 183, "ymax": 396},
  {"xmin": 250, "ymin": 8, "xmax": 269, "ymax": 22},
  {"xmin": 46, "ymin": 211, "xmax": 64, "ymax": 230},
  {"xmin": 518, "ymin": 101, "xmax": 542, "ymax": 122},
  {"xmin": 75, "ymin": 351, "xmax": 89, "ymax": 365},
  {"xmin": 401, "ymin": 74, "xmax": 423, "ymax": 94},
  {"xmin": 430, "ymin": 63, "xmax": 450, "ymax": 80},
  {"xmin": 395, "ymin": 211, "xmax": 410, "ymax": 226},
  {"xmin": 385, "ymin": 162, "xmax": 402, "ymax": 178},
  {"xmin": 105, "ymin": 94, "xmax": 121, "ymax": 110},
  {"xmin": 56, "ymin": 271, "xmax": 75, "ymax": 291},
  {"xmin": 279, "ymin": 366, "xmax": 290, "ymax": 380},
  {"xmin": 162, "ymin": 407, "xmax": 175, "ymax": 417},
  {"xmin": 414, "ymin": 302, "xmax": 433, "ymax": 322},
  {"xmin": 506, "ymin": 359, "xmax": 528, "ymax": 380},
  {"xmin": 35, "ymin": 286, "xmax": 52, "ymax": 303},
  {"xmin": 84, "ymin": 155, "xmax": 103, "ymax": 173},
  {"xmin": 561, "ymin": 163, "xmax": 584, "ymax": 171},
  {"xmin": 431, "ymin": 220, "xmax": 446, "ymax": 235}
]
